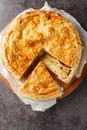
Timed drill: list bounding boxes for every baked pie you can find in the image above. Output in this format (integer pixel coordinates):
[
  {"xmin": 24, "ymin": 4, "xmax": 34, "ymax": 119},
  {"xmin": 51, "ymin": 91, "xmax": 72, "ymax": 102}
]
[{"xmin": 2, "ymin": 10, "xmax": 83, "ymax": 100}]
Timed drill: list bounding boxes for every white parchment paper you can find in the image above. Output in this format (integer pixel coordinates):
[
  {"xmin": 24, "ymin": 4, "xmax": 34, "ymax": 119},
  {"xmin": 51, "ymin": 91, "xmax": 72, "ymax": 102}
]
[{"xmin": 0, "ymin": 1, "xmax": 87, "ymax": 111}]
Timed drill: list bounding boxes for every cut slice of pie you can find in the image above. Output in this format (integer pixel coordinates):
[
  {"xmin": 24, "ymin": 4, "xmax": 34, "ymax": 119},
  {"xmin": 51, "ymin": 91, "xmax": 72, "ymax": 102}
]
[{"xmin": 18, "ymin": 62, "xmax": 63, "ymax": 100}]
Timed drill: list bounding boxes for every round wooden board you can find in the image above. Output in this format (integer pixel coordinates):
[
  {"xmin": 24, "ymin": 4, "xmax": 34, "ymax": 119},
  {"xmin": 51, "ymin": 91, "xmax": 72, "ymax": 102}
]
[{"xmin": 0, "ymin": 64, "xmax": 87, "ymax": 100}]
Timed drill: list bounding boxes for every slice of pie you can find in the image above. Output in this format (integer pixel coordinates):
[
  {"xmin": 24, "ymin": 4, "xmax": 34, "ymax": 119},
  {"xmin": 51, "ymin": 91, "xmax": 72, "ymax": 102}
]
[{"xmin": 18, "ymin": 62, "xmax": 63, "ymax": 100}]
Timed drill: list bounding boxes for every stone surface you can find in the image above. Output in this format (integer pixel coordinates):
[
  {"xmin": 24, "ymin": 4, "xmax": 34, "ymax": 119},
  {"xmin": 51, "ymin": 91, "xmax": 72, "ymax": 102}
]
[{"xmin": 0, "ymin": 0, "xmax": 87, "ymax": 130}]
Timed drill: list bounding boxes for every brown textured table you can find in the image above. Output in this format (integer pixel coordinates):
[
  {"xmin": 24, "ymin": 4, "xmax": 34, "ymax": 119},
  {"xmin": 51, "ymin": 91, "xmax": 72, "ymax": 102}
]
[{"xmin": 0, "ymin": 0, "xmax": 87, "ymax": 130}]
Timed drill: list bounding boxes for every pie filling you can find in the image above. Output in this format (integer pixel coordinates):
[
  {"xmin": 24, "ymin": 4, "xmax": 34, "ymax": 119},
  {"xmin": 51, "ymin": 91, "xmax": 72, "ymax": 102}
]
[{"xmin": 41, "ymin": 53, "xmax": 73, "ymax": 83}]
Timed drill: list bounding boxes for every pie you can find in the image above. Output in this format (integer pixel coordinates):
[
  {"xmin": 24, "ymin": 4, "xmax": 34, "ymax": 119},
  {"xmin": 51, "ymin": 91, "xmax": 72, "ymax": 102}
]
[{"xmin": 2, "ymin": 10, "xmax": 82, "ymax": 100}]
